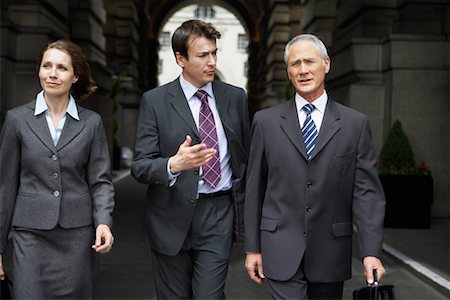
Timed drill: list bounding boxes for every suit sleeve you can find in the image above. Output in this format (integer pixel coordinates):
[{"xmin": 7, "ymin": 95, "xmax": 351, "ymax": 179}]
[
  {"xmin": 0, "ymin": 112, "xmax": 20, "ymax": 254},
  {"xmin": 244, "ymin": 113, "xmax": 268, "ymax": 253},
  {"xmin": 87, "ymin": 115, "xmax": 115, "ymax": 228},
  {"xmin": 131, "ymin": 93, "xmax": 170, "ymax": 185},
  {"xmin": 241, "ymin": 91, "xmax": 251, "ymax": 156},
  {"xmin": 352, "ymin": 116, "xmax": 385, "ymax": 258},
  {"xmin": 230, "ymin": 88, "xmax": 251, "ymax": 243}
]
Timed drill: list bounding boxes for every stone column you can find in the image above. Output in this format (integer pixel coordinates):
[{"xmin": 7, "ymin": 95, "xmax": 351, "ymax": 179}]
[
  {"xmin": 259, "ymin": 0, "xmax": 291, "ymax": 109},
  {"xmin": 304, "ymin": 0, "xmax": 450, "ymax": 217},
  {"xmin": 103, "ymin": 0, "xmax": 146, "ymax": 158},
  {"xmin": 68, "ymin": 0, "xmax": 115, "ymax": 159},
  {"xmin": 0, "ymin": 1, "xmax": 70, "ymax": 111},
  {"xmin": 301, "ymin": 0, "xmax": 337, "ymax": 46}
]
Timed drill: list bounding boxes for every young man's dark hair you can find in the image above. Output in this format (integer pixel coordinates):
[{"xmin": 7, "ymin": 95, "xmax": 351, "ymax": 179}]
[{"xmin": 171, "ymin": 19, "xmax": 221, "ymax": 59}]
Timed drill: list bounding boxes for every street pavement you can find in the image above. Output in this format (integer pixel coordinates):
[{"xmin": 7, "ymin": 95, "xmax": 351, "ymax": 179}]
[{"xmin": 97, "ymin": 172, "xmax": 448, "ymax": 299}]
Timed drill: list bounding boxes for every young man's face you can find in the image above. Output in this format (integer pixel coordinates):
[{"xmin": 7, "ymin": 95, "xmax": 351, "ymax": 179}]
[{"xmin": 176, "ymin": 36, "xmax": 217, "ymax": 88}]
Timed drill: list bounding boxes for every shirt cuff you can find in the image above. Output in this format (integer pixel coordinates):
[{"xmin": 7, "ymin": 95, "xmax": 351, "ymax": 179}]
[{"xmin": 167, "ymin": 157, "xmax": 180, "ymax": 186}]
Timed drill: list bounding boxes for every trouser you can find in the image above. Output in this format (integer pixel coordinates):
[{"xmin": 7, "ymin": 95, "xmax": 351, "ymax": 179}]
[
  {"xmin": 151, "ymin": 192, "xmax": 234, "ymax": 299},
  {"xmin": 267, "ymin": 258, "xmax": 344, "ymax": 300}
]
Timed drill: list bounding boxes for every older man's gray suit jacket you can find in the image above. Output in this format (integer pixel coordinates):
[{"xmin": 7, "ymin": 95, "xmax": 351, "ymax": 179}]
[
  {"xmin": 131, "ymin": 78, "xmax": 250, "ymax": 256},
  {"xmin": 0, "ymin": 100, "xmax": 115, "ymax": 254},
  {"xmin": 245, "ymin": 98, "xmax": 385, "ymax": 283}
]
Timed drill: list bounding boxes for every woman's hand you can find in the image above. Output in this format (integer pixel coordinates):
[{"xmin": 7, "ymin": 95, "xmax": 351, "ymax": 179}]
[
  {"xmin": 92, "ymin": 224, "xmax": 114, "ymax": 254},
  {"xmin": 0, "ymin": 254, "xmax": 5, "ymax": 280}
]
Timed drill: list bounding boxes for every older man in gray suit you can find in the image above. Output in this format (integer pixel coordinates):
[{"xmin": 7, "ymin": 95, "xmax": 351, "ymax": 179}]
[
  {"xmin": 131, "ymin": 20, "xmax": 250, "ymax": 299},
  {"xmin": 244, "ymin": 34, "xmax": 386, "ymax": 299}
]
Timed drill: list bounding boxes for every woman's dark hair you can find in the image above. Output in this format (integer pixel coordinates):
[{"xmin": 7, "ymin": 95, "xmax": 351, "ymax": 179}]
[
  {"xmin": 37, "ymin": 39, "xmax": 97, "ymax": 100},
  {"xmin": 171, "ymin": 19, "xmax": 221, "ymax": 59}
]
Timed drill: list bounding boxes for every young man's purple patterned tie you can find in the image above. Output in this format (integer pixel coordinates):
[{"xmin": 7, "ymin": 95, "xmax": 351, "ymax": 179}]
[{"xmin": 196, "ymin": 89, "xmax": 221, "ymax": 188}]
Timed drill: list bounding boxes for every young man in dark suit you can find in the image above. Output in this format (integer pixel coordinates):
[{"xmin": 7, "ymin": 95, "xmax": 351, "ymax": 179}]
[
  {"xmin": 132, "ymin": 20, "xmax": 250, "ymax": 299},
  {"xmin": 244, "ymin": 34, "xmax": 386, "ymax": 299}
]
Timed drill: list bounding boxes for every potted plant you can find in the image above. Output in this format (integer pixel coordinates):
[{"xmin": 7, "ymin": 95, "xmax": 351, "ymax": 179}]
[{"xmin": 378, "ymin": 120, "xmax": 433, "ymax": 228}]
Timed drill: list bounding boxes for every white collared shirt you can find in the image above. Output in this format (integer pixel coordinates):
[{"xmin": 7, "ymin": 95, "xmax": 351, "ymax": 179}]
[
  {"xmin": 35, "ymin": 90, "xmax": 79, "ymax": 146},
  {"xmin": 295, "ymin": 90, "xmax": 328, "ymax": 132},
  {"xmin": 167, "ymin": 74, "xmax": 232, "ymax": 193}
]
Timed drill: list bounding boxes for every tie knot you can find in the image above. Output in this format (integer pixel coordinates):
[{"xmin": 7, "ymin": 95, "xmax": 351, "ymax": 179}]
[
  {"xmin": 195, "ymin": 89, "xmax": 209, "ymax": 103},
  {"xmin": 303, "ymin": 103, "xmax": 315, "ymax": 114}
]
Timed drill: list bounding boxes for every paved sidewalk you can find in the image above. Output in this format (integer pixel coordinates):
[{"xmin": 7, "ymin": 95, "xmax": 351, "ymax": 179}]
[
  {"xmin": 101, "ymin": 171, "xmax": 448, "ymax": 299},
  {"xmin": 383, "ymin": 218, "xmax": 450, "ymax": 295}
]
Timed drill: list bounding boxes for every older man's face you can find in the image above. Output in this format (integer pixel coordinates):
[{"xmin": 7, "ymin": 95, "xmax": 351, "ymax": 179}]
[{"xmin": 287, "ymin": 40, "xmax": 330, "ymax": 102}]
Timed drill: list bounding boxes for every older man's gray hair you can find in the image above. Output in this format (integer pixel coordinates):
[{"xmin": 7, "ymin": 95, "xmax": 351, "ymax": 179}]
[{"xmin": 283, "ymin": 34, "xmax": 329, "ymax": 64}]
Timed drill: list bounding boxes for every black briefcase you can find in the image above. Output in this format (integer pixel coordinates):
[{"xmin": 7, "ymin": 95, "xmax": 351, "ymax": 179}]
[
  {"xmin": 353, "ymin": 269, "xmax": 394, "ymax": 300},
  {"xmin": 0, "ymin": 273, "xmax": 12, "ymax": 300}
]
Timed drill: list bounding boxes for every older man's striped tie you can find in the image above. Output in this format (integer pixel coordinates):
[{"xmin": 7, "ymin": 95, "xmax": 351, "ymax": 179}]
[{"xmin": 302, "ymin": 103, "xmax": 318, "ymax": 160}]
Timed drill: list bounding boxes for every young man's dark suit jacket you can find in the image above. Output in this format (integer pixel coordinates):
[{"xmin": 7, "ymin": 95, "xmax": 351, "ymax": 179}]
[
  {"xmin": 245, "ymin": 97, "xmax": 385, "ymax": 283},
  {"xmin": 131, "ymin": 78, "xmax": 250, "ymax": 256}
]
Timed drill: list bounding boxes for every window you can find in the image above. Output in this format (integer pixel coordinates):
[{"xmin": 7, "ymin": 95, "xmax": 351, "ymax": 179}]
[
  {"xmin": 195, "ymin": 5, "xmax": 215, "ymax": 19},
  {"xmin": 238, "ymin": 34, "xmax": 248, "ymax": 50},
  {"xmin": 159, "ymin": 32, "xmax": 171, "ymax": 47}
]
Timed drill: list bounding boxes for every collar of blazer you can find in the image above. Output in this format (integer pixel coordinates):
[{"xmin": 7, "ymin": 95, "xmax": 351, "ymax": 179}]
[
  {"xmin": 280, "ymin": 97, "xmax": 341, "ymax": 161},
  {"xmin": 25, "ymin": 100, "xmax": 86, "ymax": 152},
  {"xmin": 168, "ymin": 78, "xmax": 231, "ymax": 140}
]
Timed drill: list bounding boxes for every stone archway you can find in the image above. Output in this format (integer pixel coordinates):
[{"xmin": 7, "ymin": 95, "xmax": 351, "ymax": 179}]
[
  {"xmin": 101, "ymin": 0, "xmax": 303, "ymax": 113},
  {"xmin": 143, "ymin": 0, "xmax": 262, "ymax": 109},
  {"xmin": 1, "ymin": 0, "xmax": 448, "ymax": 215},
  {"xmin": 156, "ymin": 3, "xmax": 250, "ymax": 90},
  {"xmin": 142, "ymin": 0, "xmax": 302, "ymax": 112}
]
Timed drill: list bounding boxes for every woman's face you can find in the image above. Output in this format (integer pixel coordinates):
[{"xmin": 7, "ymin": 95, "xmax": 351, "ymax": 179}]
[{"xmin": 38, "ymin": 48, "xmax": 78, "ymax": 99}]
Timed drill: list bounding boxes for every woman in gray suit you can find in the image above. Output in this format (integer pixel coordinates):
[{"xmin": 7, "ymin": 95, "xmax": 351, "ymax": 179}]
[{"xmin": 0, "ymin": 39, "xmax": 115, "ymax": 299}]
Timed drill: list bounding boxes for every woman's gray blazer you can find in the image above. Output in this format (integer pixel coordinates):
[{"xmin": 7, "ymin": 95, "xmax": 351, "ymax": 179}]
[{"xmin": 0, "ymin": 99, "xmax": 115, "ymax": 254}]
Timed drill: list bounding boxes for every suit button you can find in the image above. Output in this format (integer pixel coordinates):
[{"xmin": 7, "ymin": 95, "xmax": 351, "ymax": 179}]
[
  {"xmin": 53, "ymin": 173, "xmax": 59, "ymax": 179},
  {"xmin": 194, "ymin": 169, "xmax": 199, "ymax": 175},
  {"xmin": 190, "ymin": 197, "xmax": 196, "ymax": 204},
  {"xmin": 52, "ymin": 154, "xmax": 58, "ymax": 161},
  {"xmin": 306, "ymin": 206, "xmax": 311, "ymax": 212},
  {"xmin": 307, "ymin": 181, "xmax": 312, "ymax": 188},
  {"xmin": 53, "ymin": 190, "xmax": 60, "ymax": 197}
]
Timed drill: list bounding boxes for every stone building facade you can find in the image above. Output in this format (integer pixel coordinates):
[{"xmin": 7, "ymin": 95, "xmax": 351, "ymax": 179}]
[
  {"xmin": 157, "ymin": 4, "xmax": 249, "ymax": 90},
  {"xmin": 1, "ymin": 0, "xmax": 449, "ymax": 217}
]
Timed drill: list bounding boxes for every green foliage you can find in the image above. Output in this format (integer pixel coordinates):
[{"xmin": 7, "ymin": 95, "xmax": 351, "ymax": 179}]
[{"xmin": 378, "ymin": 120, "xmax": 430, "ymax": 175}]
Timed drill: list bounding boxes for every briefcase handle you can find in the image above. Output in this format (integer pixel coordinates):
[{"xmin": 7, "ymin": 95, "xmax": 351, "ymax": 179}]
[{"xmin": 369, "ymin": 269, "xmax": 379, "ymax": 286}]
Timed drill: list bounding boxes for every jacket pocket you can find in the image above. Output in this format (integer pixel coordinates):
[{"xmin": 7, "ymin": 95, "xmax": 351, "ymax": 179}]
[
  {"xmin": 332, "ymin": 151, "xmax": 355, "ymax": 164},
  {"xmin": 260, "ymin": 217, "xmax": 278, "ymax": 232},
  {"xmin": 13, "ymin": 193, "xmax": 59, "ymax": 229},
  {"xmin": 332, "ymin": 222, "xmax": 353, "ymax": 237}
]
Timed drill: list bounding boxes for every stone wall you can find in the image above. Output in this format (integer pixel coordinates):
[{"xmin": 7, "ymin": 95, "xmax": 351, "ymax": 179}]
[
  {"xmin": 303, "ymin": 0, "xmax": 450, "ymax": 217},
  {"xmin": 1, "ymin": 0, "xmax": 448, "ymax": 215}
]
